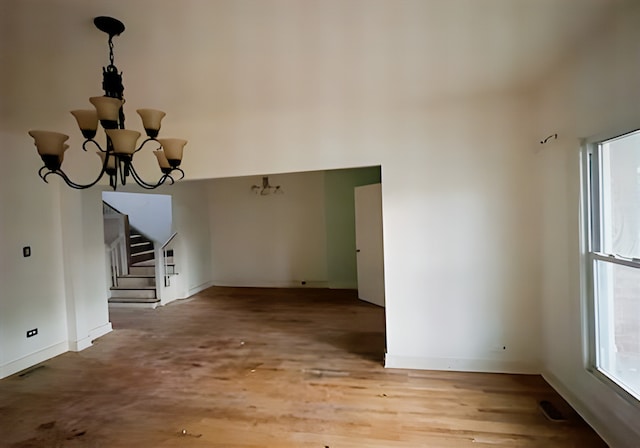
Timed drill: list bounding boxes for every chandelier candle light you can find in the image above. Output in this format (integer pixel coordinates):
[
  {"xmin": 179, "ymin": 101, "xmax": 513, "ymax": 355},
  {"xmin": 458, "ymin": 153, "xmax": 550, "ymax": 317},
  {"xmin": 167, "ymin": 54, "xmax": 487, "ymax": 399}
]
[{"xmin": 28, "ymin": 16, "xmax": 187, "ymax": 190}]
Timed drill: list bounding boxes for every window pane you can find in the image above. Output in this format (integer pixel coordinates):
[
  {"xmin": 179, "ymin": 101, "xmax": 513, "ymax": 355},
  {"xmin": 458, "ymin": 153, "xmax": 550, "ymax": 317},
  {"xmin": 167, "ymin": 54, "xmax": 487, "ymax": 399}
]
[
  {"xmin": 600, "ymin": 132, "xmax": 640, "ymax": 258},
  {"xmin": 594, "ymin": 259, "xmax": 640, "ymax": 399}
]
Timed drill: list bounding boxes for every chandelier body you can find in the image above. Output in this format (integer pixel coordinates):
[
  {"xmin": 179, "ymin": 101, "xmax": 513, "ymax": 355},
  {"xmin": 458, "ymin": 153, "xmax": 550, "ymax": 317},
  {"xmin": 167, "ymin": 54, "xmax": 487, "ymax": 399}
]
[{"xmin": 28, "ymin": 16, "xmax": 187, "ymax": 190}]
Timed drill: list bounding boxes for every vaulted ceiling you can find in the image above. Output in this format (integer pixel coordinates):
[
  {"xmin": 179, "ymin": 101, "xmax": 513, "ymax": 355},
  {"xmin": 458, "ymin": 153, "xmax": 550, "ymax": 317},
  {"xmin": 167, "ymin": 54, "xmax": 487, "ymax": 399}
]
[{"xmin": 0, "ymin": 0, "xmax": 625, "ymax": 132}]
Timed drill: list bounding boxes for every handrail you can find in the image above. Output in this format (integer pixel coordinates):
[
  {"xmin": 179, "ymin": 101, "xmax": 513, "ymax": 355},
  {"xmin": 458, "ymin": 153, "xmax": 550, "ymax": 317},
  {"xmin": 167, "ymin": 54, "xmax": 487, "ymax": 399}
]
[
  {"xmin": 161, "ymin": 232, "xmax": 178, "ymax": 250},
  {"xmin": 102, "ymin": 200, "xmax": 124, "ymax": 216},
  {"xmin": 108, "ymin": 233, "xmax": 128, "ymax": 286},
  {"xmin": 157, "ymin": 232, "xmax": 178, "ymax": 289}
]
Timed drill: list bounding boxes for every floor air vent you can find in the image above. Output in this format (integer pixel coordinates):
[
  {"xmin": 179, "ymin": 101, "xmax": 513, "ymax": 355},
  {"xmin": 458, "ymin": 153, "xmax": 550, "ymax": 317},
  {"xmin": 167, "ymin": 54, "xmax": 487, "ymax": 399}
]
[{"xmin": 539, "ymin": 400, "xmax": 568, "ymax": 422}]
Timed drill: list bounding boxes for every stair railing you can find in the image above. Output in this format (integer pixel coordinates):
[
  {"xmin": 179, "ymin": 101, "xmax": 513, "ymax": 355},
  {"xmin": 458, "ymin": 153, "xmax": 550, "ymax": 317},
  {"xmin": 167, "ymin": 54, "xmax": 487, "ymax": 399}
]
[
  {"xmin": 103, "ymin": 200, "xmax": 130, "ymax": 286},
  {"xmin": 108, "ymin": 234, "xmax": 128, "ymax": 287},
  {"xmin": 154, "ymin": 232, "xmax": 179, "ymax": 305},
  {"xmin": 161, "ymin": 232, "xmax": 178, "ymax": 287}
]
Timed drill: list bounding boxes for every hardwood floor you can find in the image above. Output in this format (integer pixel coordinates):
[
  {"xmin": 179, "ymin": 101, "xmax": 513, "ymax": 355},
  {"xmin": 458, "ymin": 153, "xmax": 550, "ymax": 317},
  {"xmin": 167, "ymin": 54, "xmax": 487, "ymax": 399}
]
[{"xmin": 0, "ymin": 287, "xmax": 607, "ymax": 447}]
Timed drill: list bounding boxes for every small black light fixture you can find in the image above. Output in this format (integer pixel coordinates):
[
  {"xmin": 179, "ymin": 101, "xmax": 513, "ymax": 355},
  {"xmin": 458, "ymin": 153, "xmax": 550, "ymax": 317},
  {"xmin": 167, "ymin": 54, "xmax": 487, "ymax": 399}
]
[
  {"xmin": 251, "ymin": 176, "xmax": 282, "ymax": 195},
  {"xmin": 540, "ymin": 133, "xmax": 558, "ymax": 145},
  {"xmin": 28, "ymin": 16, "xmax": 187, "ymax": 190}
]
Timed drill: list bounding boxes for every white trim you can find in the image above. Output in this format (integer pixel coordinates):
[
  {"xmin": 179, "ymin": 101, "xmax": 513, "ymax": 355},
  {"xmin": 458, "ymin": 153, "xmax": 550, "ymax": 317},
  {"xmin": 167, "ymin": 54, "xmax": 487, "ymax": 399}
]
[
  {"xmin": 542, "ymin": 370, "xmax": 625, "ymax": 448},
  {"xmin": 187, "ymin": 280, "xmax": 216, "ymax": 297},
  {"xmin": 0, "ymin": 341, "xmax": 68, "ymax": 379},
  {"xmin": 210, "ymin": 280, "xmax": 329, "ymax": 289},
  {"xmin": 582, "ymin": 127, "xmax": 640, "ymax": 148},
  {"xmin": 582, "ymin": 134, "xmax": 640, "ymax": 405},
  {"xmin": 90, "ymin": 322, "xmax": 112, "ymax": 341},
  {"xmin": 68, "ymin": 322, "xmax": 113, "ymax": 352},
  {"xmin": 384, "ymin": 353, "xmax": 539, "ymax": 374},
  {"xmin": 68, "ymin": 336, "xmax": 92, "ymax": 352},
  {"xmin": 579, "ymin": 144, "xmax": 595, "ymax": 372},
  {"xmin": 592, "ymin": 252, "xmax": 640, "ymax": 269},
  {"xmin": 328, "ymin": 281, "xmax": 358, "ymax": 290}
]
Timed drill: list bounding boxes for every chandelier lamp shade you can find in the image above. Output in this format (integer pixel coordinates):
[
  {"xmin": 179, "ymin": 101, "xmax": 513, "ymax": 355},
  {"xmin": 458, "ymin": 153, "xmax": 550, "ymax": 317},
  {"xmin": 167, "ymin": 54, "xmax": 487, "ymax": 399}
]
[{"xmin": 28, "ymin": 16, "xmax": 187, "ymax": 190}]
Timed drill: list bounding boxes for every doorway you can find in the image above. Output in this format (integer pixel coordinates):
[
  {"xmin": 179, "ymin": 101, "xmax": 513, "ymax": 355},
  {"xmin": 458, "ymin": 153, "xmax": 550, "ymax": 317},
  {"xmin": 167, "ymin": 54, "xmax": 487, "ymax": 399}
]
[{"xmin": 355, "ymin": 183, "xmax": 385, "ymax": 307}]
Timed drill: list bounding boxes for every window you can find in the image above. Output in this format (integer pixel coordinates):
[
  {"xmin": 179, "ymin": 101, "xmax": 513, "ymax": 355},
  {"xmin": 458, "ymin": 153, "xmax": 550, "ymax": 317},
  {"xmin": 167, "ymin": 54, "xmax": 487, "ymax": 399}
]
[{"xmin": 587, "ymin": 130, "xmax": 640, "ymax": 401}]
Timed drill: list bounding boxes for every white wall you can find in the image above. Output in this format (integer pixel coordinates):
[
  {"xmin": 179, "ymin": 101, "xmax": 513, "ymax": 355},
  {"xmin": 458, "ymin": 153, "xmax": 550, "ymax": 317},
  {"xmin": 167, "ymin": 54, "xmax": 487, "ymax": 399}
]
[
  {"xmin": 3, "ymin": 0, "xmax": 542, "ymax": 383},
  {"xmin": 0, "ymin": 131, "xmax": 68, "ymax": 377},
  {"xmin": 201, "ymin": 89, "xmax": 542, "ymax": 373},
  {"xmin": 208, "ymin": 172, "xmax": 328, "ymax": 288},
  {"xmin": 102, "ymin": 191, "xmax": 173, "ymax": 243},
  {"xmin": 0, "ymin": 130, "xmax": 110, "ymax": 378},
  {"xmin": 169, "ymin": 181, "xmax": 214, "ymax": 297},
  {"xmin": 534, "ymin": 3, "xmax": 640, "ymax": 446},
  {"xmin": 59, "ymin": 187, "xmax": 112, "ymax": 352},
  {"xmin": 207, "ymin": 167, "xmax": 380, "ymax": 290},
  {"xmin": 381, "ymin": 95, "xmax": 541, "ymax": 374},
  {"xmin": 7, "ymin": 4, "xmax": 634, "ymax": 445}
]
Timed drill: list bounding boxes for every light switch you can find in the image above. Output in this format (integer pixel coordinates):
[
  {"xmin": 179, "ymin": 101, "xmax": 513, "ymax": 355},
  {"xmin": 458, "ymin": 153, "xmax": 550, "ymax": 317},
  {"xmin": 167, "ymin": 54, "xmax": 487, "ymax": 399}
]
[{"xmin": 23, "ymin": 246, "xmax": 31, "ymax": 257}]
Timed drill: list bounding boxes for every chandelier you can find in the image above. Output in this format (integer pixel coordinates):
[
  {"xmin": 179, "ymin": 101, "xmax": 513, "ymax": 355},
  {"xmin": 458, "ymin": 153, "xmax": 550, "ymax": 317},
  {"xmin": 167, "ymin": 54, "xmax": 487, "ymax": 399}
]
[
  {"xmin": 28, "ymin": 16, "xmax": 187, "ymax": 190},
  {"xmin": 251, "ymin": 176, "xmax": 282, "ymax": 195}
]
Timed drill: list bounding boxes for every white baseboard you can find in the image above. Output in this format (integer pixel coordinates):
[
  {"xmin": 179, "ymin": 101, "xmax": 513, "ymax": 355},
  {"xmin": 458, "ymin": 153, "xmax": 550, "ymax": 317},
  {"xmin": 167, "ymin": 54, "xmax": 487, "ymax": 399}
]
[
  {"xmin": 68, "ymin": 336, "xmax": 92, "ymax": 352},
  {"xmin": 68, "ymin": 322, "xmax": 113, "ymax": 352},
  {"xmin": 385, "ymin": 353, "xmax": 540, "ymax": 374},
  {"xmin": 188, "ymin": 280, "xmax": 215, "ymax": 297},
  {"xmin": 0, "ymin": 341, "xmax": 68, "ymax": 379},
  {"xmin": 211, "ymin": 280, "xmax": 330, "ymax": 289},
  {"xmin": 328, "ymin": 281, "xmax": 358, "ymax": 289},
  {"xmin": 90, "ymin": 322, "xmax": 113, "ymax": 341}
]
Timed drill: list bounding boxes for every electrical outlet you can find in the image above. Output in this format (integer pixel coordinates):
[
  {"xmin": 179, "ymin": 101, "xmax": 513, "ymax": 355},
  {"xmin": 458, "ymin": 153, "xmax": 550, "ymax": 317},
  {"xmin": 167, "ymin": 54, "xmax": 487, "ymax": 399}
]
[{"xmin": 26, "ymin": 328, "xmax": 38, "ymax": 338}]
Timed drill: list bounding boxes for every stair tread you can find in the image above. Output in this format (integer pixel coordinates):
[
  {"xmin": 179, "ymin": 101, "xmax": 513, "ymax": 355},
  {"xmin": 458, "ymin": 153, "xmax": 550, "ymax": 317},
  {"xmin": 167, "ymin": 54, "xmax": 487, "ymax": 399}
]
[
  {"xmin": 131, "ymin": 261, "xmax": 157, "ymax": 267},
  {"xmin": 108, "ymin": 297, "xmax": 160, "ymax": 303},
  {"xmin": 117, "ymin": 274, "xmax": 155, "ymax": 279},
  {"xmin": 110, "ymin": 285, "xmax": 156, "ymax": 290}
]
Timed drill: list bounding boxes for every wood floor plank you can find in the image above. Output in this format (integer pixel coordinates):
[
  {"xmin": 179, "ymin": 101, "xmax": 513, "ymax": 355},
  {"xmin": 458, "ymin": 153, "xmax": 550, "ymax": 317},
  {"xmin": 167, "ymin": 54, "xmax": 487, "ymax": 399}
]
[{"xmin": 0, "ymin": 287, "xmax": 607, "ymax": 447}]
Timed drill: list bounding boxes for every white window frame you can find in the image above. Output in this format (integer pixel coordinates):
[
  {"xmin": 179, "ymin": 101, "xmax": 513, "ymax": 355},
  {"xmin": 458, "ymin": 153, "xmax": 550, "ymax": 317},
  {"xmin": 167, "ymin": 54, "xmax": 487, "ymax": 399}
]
[{"xmin": 583, "ymin": 129, "xmax": 640, "ymax": 406}]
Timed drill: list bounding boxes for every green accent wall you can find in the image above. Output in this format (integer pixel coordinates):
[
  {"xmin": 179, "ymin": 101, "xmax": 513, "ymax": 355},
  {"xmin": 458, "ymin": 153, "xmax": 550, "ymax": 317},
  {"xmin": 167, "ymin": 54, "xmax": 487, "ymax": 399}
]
[{"xmin": 324, "ymin": 166, "xmax": 381, "ymax": 289}]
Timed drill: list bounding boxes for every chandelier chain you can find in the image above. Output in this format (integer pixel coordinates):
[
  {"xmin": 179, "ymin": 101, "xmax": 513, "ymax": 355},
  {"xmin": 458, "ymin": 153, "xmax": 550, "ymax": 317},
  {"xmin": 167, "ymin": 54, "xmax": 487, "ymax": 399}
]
[{"xmin": 108, "ymin": 35, "xmax": 115, "ymax": 67}]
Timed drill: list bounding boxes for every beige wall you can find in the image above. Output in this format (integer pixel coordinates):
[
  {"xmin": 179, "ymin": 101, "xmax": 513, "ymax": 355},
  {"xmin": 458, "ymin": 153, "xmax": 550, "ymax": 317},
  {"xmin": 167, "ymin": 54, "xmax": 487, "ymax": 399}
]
[
  {"xmin": 2, "ymin": 1, "xmax": 543, "ymax": 379},
  {"xmin": 534, "ymin": 3, "xmax": 640, "ymax": 446},
  {"xmin": 3, "ymin": 1, "xmax": 639, "ymax": 445},
  {"xmin": 206, "ymin": 167, "xmax": 381, "ymax": 289},
  {"xmin": 208, "ymin": 172, "xmax": 328, "ymax": 288},
  {"xmin": 0, "ymin": 130, "xmax": 105, "ymax": 376}
]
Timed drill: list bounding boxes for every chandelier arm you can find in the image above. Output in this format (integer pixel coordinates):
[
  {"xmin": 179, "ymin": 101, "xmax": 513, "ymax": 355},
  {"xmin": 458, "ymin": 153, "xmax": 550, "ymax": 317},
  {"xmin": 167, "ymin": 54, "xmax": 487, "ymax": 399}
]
[
  {"xmin": 38, "ymin": 150, "xmax": 114, "ymax": 189},
  {"xmin": 40, "ymin": 168, "xmax": 106, "ymax": 190},
  {"xmin": 38, "ymin": 166, "xmax": 50, "ymax": 181},
  {"xmin": 82, "ymin": 139, "xmax": 105, "ymax": 152},
  {"xmin": 128, "ymin": 163, "xmax": 173, "ymax": 189},
  {"xmin": 134, "ymin": 138, "xmax": 159, "ymax": 154},
  {"xmin": 172, "ymin": 167, "xmax": 185, "ymax": 181}
]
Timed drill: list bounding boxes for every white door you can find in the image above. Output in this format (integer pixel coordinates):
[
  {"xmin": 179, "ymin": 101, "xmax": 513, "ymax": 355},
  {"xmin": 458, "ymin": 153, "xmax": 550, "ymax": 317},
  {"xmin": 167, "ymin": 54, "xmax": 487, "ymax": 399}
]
[{"xmin": 354, "ymin": 183, "xmax": 385, "ymax": 307}]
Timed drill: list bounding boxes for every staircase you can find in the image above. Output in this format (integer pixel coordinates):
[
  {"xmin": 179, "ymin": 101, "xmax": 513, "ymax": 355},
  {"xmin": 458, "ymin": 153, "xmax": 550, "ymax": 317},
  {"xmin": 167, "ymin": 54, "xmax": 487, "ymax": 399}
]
[
  {"xmin": 104, "ymin": 201, "xmax": 177, "ymax": 308},
  {"xmin": 108, "ymin": 226, "xmax": 159, "ymax": 308},
  {"xmin": 129, "ymin": 229, "xmax": 155, "ymax": 266}
]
